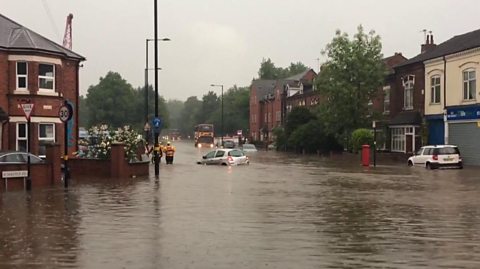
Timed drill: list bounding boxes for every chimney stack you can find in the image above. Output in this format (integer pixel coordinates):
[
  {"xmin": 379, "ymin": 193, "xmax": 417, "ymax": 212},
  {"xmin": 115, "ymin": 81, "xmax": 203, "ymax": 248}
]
[{"xmin": 421, "ymin": 32, "xmax": 437, "ymax": 54}]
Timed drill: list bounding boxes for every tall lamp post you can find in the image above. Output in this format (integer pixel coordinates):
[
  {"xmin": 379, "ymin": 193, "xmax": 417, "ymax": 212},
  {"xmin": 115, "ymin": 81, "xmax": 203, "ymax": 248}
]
[
  {"xmin": 145, "ymin": 37, "xmax": 169, "ymax": 142},
  {"xmin": 210, "ymin": 84, "xmax": 224, "ymax": 147},
  {"xmin": 372, "ymin": 120, "xmax": 377, "ymax": 167}
]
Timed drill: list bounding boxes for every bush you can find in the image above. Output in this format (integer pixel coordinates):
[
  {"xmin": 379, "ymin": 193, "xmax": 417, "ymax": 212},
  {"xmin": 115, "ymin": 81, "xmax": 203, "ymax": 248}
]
[
  {"xmin": 81, "ymin": 124, "xmax": 141, "ymax": 162},
  {"xmin": 350, "ymin": 128, "xmax": 373, "ymax": 153}
]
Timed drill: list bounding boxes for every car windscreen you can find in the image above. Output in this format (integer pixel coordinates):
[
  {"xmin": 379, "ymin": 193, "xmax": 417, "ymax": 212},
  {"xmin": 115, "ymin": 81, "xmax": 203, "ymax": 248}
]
[
  {"xmin": 243, "ymin": 144, "xmax": 255, "ymax": 149},
  {"xmin": 434, "ymin": 147, "xmax": 460, "ymax": 155}
]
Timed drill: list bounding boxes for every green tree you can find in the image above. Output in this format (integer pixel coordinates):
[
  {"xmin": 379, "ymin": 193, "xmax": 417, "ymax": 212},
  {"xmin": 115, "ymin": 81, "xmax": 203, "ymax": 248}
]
[
  {"xmin": 285, "ymin": 106, "xmax": 316, "ymax": 137},
  {"xmin": 258, "ymin": 58, "xmax": 309, "ymax": 79},
  {"xmin": 86, "ymin": 72, "xmax": 136, "ymax": 128},
  {"xmin": 179, "ymin": 96, "xmax": 202, "ymax": 137},
  {"xmin": 317, "ymin": 25, "xmax": 386, "ymax": 144}
]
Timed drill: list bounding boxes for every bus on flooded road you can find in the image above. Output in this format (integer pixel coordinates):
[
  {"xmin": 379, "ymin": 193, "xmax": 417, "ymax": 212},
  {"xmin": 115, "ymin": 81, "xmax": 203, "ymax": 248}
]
[{"xmin": 194, "ymin": 124, "xmax": 215, "ymax": 148}]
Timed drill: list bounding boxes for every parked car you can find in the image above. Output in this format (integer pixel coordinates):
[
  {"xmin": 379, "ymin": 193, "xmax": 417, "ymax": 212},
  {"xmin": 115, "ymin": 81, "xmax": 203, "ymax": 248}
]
[
  {"xmin": 197, "ymin": 148, "xmax": 249, "ymax": 166},
  {"xmin": 407, "ymin": 145, "xmax": 463, "ymax": 169},
  {"xmin": 0, "ymin": 151, "xmax": 44, "ymax": 164},
  {"xmin": 223, "ymin": 140, "xmax": 236, "ymax": 149},
  {"xmin": 241, "ymin": 143, "xmax": 257, "ymax": 152}
]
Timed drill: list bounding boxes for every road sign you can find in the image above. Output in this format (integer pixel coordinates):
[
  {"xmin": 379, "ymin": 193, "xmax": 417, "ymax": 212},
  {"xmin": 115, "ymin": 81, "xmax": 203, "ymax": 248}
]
[
  {"xmin": 21, "ymin": 103, "xmax": 34, "ymax": 120},
  {"xmin": 59, "ymin": 105, "xmax": 71, "ymax": 122},
  {"xmin": 152, "ymin": 117, "xmax": 162, "ymax": 134}
]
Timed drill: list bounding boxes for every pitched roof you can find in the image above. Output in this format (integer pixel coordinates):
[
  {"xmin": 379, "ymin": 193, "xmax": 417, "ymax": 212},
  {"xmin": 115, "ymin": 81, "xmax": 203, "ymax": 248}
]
[
  {"xmin": 396, "ymin": 28, "xmax": 480, "ymax": 68},
  {"xmin": 251, "ymin": 79, "xmax": 276, "ymax": 99},
  {"xmin": 0, "ymin": 13, "xmax": 85, "ymax": 61},
  {"xmin": 285, "ymin": 69, "xmax": 311, "ymax": 81}
]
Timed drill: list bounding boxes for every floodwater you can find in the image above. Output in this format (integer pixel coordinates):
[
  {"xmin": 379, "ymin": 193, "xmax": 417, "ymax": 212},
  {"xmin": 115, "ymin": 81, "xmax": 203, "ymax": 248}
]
[{"xmin": 1, "ymin": 141, "xmax": 480, "ymax": 268}]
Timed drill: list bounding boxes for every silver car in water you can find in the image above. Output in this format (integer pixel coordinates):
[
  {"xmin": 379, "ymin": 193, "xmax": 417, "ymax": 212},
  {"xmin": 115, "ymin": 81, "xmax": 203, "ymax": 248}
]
[{"xmin": 197, "ymin": 148, "xmax": 249, "ymax": 166}]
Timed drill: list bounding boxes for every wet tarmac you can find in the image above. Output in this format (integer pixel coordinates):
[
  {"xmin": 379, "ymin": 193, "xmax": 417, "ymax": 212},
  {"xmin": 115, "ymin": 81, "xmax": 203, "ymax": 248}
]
[{"xmin": 1, "ymin": 141, "xmax": 480, "ymax": 268}]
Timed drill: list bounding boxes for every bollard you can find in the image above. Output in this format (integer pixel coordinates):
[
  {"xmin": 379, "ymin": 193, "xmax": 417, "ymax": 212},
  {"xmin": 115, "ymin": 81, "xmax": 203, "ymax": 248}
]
[{"xmin": 361, "ymin": 145, "xmax": 370, "ymax": 166}]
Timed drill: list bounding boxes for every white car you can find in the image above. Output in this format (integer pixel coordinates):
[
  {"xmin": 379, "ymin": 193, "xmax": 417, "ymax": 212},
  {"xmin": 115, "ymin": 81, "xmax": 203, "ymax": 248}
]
[
  {"xmin": 240, "ymin": 143, "xmax": 257, "ymax": 152},
  {"xmin": 407, "ymin": 145, "xmax": 463, "ymax": 169},
  {"xmin": 197, "ymin": 148, "xmax": 249, "ymax": 166}
]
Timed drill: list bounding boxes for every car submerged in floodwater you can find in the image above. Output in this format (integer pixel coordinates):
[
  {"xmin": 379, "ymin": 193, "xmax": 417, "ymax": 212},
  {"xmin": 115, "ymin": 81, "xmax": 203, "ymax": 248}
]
[{"xmin": 197, "ymin": 148, "xmax": 249, "ymax": 166}]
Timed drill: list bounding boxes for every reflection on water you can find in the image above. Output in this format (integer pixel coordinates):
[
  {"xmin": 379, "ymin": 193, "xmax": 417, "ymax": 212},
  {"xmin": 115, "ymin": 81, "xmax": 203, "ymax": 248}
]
[{"xmin": 1, "ymin": 141, "xmax": 480, "ymax": 268}]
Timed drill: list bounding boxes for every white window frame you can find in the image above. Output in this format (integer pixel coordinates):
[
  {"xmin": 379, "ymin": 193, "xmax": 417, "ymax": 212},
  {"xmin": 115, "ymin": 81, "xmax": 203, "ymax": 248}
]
[
  {"xmin": 403, "ymin": 75, "xmax": 415, "ymax": 110},
  {"xmin": 38, "ymin": 123, "xmax": 56, "ymax": 157},
  {"xmin": 383, "ymin": 86, "xmax": 390, "ymax": 114},
  {"xmin": 38, "ymin": 63, "xmax": 55, "ymax": 91},
  {"xmin": 16, "ymin": 123, "xmax": 28, "ymax": 152},
  {"xmin": 463, "ymin": 69, "xmax": 476, "ymax": 101},
  {"xmin": 431, "ymin": 75, "xmax": 441, "ymax": 104},
  {"xmin": 16, "ymin": 61, "xmax": 28, "ymax": 90},
  {"xmin": 391, "ymin": 127, "xmax": 406, "ymax": 153}
]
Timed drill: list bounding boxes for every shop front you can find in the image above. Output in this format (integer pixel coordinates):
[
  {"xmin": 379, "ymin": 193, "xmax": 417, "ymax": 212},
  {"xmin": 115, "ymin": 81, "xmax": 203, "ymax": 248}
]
[{"xmin": 447, "ymin": 105, "xmax": 480, "ymax": 165}]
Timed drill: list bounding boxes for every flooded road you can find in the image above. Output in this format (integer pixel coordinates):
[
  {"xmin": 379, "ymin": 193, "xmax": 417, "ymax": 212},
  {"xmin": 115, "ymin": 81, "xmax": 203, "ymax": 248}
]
[{"xmin": 1, "ymin": 141, "xmax": 480, "ymax": 268}]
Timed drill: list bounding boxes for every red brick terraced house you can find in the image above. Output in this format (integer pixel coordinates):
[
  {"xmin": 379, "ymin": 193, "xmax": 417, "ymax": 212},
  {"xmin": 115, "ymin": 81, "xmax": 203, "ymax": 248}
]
[
  {"xmin": 249, "ymin": 69, "xmax": 318, "ymax": 142},
  {"xmin": 0, "ymin": 14, "xmax": 85, "ymax": 157},
  {"xmin": 388, "ymin": 35, "xmax": 437, "ymax": 154},
  {"xmin": 369, "ymin": 53, "xmax": 408, "ymax": 150}
]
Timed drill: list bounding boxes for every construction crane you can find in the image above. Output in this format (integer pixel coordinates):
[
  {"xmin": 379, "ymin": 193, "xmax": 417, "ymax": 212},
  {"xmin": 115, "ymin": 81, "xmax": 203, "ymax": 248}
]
[{"xmin": 63, "ymin": 13, "xmax": 73, "ymax": 50}]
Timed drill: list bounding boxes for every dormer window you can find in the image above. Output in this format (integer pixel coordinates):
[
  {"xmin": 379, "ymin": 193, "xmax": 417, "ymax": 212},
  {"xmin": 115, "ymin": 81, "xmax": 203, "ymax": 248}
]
[{"xmin": 39, "ymin": 63, "xmax": 55, "ymax": 91}]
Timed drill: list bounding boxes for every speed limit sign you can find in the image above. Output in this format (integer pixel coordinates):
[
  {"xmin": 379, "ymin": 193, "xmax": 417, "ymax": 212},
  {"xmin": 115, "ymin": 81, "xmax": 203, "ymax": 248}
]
[{"xmin": 59, "ymin": 105, "xmax": 72, "ymax": 122}]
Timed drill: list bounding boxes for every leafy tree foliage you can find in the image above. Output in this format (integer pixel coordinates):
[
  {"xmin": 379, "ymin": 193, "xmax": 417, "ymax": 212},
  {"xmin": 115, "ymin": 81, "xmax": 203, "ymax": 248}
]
[
  {"xmin": 285, "ymin": 107, "xmax": 316, "ymax": 137},
  {"xmin": 86, "ymin": 72, "xmax": 136, "ymax": 128},
  {"xmin": 258, "ymin": 58, "xmax": 309, "ymax": 79},
  {"xmin": 83, "ymin": 72, "xmax": 168, "ymax": 132},
  {"xmin": 316, "ymin": 25, "xmax": 386, "ymax": 144}
]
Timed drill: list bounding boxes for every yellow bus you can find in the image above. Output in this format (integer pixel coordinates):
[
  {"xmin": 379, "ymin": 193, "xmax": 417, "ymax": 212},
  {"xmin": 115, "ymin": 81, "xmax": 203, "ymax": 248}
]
[{"xmin": 194, "ymin": 124, "xmax": 215, "ymax": 148}]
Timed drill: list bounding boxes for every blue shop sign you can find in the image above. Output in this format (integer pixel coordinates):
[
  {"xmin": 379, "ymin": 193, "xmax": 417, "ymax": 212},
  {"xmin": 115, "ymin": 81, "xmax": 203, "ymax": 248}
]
[
  {"xmin": 447, "ymin": 106, "xmax": 480, "ymax": 120},
  {"xmin": 152, "ymin": 117, "xmax": 162, "ymax": 134}
]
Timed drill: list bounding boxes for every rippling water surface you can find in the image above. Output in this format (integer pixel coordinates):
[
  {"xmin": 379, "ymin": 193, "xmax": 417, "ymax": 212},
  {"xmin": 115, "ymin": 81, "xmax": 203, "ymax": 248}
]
[{"xmin": 1, "ymin": 141, "xmax": 480, "ymax": 268}]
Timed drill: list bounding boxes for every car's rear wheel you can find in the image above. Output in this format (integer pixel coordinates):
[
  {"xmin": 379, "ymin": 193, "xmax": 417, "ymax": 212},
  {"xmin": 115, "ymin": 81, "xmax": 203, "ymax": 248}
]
[
  {"xmin": 408, "ymin": 161, "xmax": 413, "ymax": 167},
  {"xmin": 426, "ymin": 162, "xmax": 432, "ymax": 170}
]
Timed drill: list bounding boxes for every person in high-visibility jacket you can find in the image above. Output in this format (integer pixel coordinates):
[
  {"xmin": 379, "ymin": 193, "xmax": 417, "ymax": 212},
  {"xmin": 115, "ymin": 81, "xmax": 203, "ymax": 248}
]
[{"xmin": 164, "ymin": 142, "xmax": 176, "ymax": 164}]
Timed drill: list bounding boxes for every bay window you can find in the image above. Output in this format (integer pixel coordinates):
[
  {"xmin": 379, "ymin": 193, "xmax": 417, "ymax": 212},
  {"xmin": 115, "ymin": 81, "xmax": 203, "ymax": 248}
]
[
  {"xmin": 16, "ymin": 62, "xmax": 28, "ymax": 89},
  {"xmin": 39, "ymin": 63, "xmax": 55, "ymax": 90},
  {"xmin": 16, "ymin": 123, "xmax": 27, "ymax": 152},
  {"xmin": 39, "ymin": 123, "xmax": 55, "ymax": 157}
]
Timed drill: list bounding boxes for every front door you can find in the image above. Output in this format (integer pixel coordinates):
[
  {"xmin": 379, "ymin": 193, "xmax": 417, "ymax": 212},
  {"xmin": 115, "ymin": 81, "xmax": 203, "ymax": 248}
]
[{"xmin": 406, "ymin": 135, "xmax": 413, "ymax": 154}]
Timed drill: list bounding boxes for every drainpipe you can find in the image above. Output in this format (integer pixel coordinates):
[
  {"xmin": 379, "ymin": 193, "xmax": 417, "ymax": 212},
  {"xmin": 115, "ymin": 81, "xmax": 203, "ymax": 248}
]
[{"xmin": 443, "ymin": 56, "xmax": 448, "ymax": 144}]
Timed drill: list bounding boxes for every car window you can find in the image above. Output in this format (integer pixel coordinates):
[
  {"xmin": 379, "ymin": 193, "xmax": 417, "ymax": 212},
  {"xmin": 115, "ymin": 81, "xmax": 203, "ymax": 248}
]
[
  {"xmin": 243, "ymin": 144, "xmax": 255, "ymax": 149},
  {"xmin": 205, "ymin": 151, "xmax": 216, "ymax": 159},
  {"xmin": 4, "ymin": 153, "xmax": 24, "ymax": 163},
  {"xmin": 438, "ymin": 147, "xmax": 460, "ymax": 155},
  {"xmin": 423, "ymin": 148, "xmax": 431, "ymax": 155},
  {"xmin": 215, "ymin": 150, "xmax": 225, "ymax": 157},
  {"xmin": 229, "ymin": 150, "xmax": 244, "ymax": 157},
  {"xmin": 417, "ymin": 148, "xmax": 424, "ymax": 155}
]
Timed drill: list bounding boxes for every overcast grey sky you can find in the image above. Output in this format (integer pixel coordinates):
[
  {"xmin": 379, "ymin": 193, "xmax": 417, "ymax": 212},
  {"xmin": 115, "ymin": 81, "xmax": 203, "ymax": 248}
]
[{"xmin": 3, "ymin": 0, "xmax": 480, "ymax": 100}]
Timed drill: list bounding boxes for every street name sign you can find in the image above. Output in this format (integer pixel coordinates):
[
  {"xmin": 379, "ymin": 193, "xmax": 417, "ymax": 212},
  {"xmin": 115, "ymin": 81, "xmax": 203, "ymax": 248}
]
[{"xmin": 2, "ymin": 170, "xmax": 28, "ymax": 178}]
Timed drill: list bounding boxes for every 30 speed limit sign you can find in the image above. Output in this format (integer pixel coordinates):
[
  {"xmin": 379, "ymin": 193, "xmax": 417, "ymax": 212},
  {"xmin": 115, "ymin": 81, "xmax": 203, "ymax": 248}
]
[{"xmin": 59, "ymin": 105, "xmax": 72, "ymax": 122}]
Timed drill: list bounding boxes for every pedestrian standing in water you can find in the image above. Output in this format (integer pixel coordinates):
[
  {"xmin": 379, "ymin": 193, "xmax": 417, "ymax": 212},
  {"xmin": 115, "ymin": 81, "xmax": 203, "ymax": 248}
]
[{"xmin": 164, "ymin": 142, "xmax": 176, "ymax": 164}]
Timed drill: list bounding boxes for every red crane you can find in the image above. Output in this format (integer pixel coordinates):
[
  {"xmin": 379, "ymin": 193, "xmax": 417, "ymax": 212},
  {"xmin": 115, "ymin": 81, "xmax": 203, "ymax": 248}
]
[{"xmin": 63, "ymin": 13, "xmax": 73, "ymax": 50}]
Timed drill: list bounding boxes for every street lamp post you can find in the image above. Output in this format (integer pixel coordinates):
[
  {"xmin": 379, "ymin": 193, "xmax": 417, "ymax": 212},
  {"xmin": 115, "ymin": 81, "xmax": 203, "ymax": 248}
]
[
  {"xmin": 145, "ymin": 38, "xmax": 169, "ymax": 142},
  {"xmin": 210, "ymin": 84, "xmax": 224, "ymax": 147},
  {"xmin": 372, "ymin": 120, "xmax": 377, "ymax": 167}
]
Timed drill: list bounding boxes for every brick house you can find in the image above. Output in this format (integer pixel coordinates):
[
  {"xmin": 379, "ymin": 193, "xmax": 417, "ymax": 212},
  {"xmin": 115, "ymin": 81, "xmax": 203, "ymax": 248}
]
[
  {"xmin": 388, "ymin": 35, "xmax": 437, "ymax": 153},
  {"xmin": 0, "ymin": 14, "xmax": 85, "ymax": 157},
  {"xmin": 370, "ymin": 53, "xmax": 408, "ymax": 150},
  {"xmin": 249, "ymin": 69, "xmax": 318, "ymax": 142}
]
